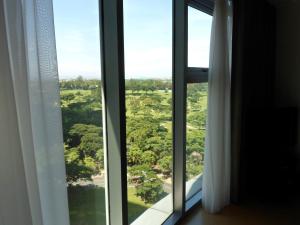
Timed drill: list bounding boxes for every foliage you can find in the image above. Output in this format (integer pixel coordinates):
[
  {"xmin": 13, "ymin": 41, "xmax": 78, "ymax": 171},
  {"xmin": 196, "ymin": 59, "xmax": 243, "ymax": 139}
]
[
  {"xmin": 60, "ymin": 76, "xmax": 101, "ymax": 90},
  {"xmin": 128, "ymin": 165, "xmax": 164, "ymax": 204},
  {"xmin": 60, "ymin": 79, "xmax": 208, "ymax": 205},
  {"xmin": 127, "ymin": 146, "xmax": 143, "ymax": 166},
  {"xmin": 61, "ymin": 100, "xmax": 102, "ymax": 139},
  {"xmin": 158, "ymin": 155, "xmax": 172, "ymax": 172},
  {"xmin": 65, "ymin": 124, "xmax": 104, "ymax": 182},
  {"xmin": 125, "ymin": 79, "xmax": 171, "ymax": 93},
  {"xmin": 126, "ymin": 116, "xmax": 171, "ymax": 162},
  {"xmin": 136, "ymin": 178, "xmax": 164, "ymax": 204},
  {"xmin": 141, "ymin": 151, "xmax": 157, "ymax": 166},
  {"xmin": 65, "ymin": 148, "xmax": 94, "ymax": 183}
]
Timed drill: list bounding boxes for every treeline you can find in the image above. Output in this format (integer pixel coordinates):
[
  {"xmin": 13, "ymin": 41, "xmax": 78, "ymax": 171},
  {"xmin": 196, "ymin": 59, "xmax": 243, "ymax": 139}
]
[
  {"xmin": 60, "ymin": 76, "xmax": 172, "ymax": 93},
  {"xmin": 60, "ymin": 76, "xmax": 100, "ymax": 90},
  {"xmin": 125, "ymin": 79, "xmax": 172, "ymax": 93}
]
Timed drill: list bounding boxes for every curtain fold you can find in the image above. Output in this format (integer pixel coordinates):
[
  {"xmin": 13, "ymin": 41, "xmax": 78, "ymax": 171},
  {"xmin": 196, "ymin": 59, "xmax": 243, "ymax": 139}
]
[
  {"xmin": 202, "ymin": 0, "xmax": 233, "ymax": 213},
  {"xmin": 3, "ymin": 0, "xmax": 70, "ymax": 224}
]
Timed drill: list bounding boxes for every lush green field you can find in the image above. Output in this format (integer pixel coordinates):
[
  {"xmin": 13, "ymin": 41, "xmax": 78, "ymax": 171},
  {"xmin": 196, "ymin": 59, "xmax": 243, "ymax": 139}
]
[{"xmin": 59, "ymin": 78, "xmax": 208, "ymax": 224}]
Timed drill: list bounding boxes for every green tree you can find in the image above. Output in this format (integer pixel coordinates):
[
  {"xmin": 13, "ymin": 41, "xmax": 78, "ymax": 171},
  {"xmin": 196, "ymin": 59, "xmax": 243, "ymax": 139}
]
[
  {"xmin": 129, "ymin": 165, "xmax": 164, "ymax": 204},
  {"xmin": 65, "ymin": 148, "xmax": 94, "ymax": 183},
  {"xmin": 127, "ymin": 146, "xmax": 143, "ymax": 166},
  {"xmin": 141, "ymin": 150, "xmax": 157, "ymax": 166},
  {"xmin": 158, "ymin": 155, "xmax": 172, "ymax": 173},
  {"xmin": 65, "ymin": 124, "xmax": 104, "ymax": 182}
]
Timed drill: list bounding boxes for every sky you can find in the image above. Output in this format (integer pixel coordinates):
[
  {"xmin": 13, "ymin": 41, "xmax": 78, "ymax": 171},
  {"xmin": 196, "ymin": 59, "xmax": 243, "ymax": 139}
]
[{"xmin": 53, "ymin": 0, "xmax": 212, "ymax": 80}]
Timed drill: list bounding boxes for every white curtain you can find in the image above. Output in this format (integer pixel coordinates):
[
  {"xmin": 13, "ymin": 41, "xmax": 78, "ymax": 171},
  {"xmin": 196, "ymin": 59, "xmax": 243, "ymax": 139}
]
[
  {"xmin": 2, "ymin": 0, "xmax": 70, "ymax": 225},
  {"xmin": 202, "ymin": 0, "xmax": 233, "ymax": 213}
]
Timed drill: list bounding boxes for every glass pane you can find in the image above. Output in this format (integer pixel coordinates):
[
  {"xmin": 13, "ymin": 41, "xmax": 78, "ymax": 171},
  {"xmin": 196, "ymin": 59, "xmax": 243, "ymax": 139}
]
[
  {"xmin": 185, "ymin": 83, "xmax": 208, "ymax": 201},
  {"xmin": 188, "ymin": 7, "xmax": 212, "ymax": 67},
  {"xmin": 53, "ymin": 1, "xmax": 106, "ymax": 224},
  {"xmin": 123, "ymin": 0, "xmax": 173, "ymax": 224}
]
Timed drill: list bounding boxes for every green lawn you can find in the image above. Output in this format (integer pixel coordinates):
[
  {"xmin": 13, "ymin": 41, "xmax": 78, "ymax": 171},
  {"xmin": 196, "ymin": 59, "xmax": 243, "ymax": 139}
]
[{"xmin": 68, "ymin": 186, "xmax": 151, "ymax": 225}]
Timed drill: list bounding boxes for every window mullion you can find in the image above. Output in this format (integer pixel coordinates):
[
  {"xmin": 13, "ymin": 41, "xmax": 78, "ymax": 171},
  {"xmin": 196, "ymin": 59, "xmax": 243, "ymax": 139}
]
[
  {"xmin": 186, "ymin": 68, "xmax": 209, "ymax": 83},
  {"xmin": 99, "ymin": 0, "xmax": 128, "ymax": 225},
  {"xmin": 173, "ymin": 0, "xmax": 188, "ymax": 217}
]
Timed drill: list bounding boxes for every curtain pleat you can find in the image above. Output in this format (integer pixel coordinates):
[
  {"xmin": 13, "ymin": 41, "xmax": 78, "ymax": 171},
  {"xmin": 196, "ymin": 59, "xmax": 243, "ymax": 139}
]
[
  {"xmin": 3, "ymin": 0, "xmax": 70, "ymax": 224},
  {"xmin": 202, "ymin": 0, "xmax": 233, "ymax": 213}
]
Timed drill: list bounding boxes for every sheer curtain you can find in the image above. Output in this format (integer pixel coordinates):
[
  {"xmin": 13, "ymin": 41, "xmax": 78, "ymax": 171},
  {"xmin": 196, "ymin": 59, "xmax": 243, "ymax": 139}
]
[
  {"xmin": 202, "ymin": 0, "xmax": 233, "ymax": 213},
  {"xmin": 2, "ymin": 0, "xmax": 70, "ymax": 224}
]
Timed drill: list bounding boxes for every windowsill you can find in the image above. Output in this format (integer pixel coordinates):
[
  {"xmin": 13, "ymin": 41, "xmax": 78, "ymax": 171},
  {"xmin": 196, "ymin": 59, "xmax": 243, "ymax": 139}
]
[
  {"xmin": 186, "ymin": 174, "xmax": 203, "ymax": 202},
  {"xmin": 186, "ymin": 175, "xmax": 203, "ymax": 212},
  {"xmin": 131, "ymin": 175, "xmax": 203, "ymax": 225}
]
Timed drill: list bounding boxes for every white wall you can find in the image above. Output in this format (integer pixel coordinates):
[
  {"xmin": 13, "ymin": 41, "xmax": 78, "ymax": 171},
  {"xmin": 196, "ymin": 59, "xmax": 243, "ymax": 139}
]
[
  {"xmin": 275, "ymin": 1, "xmax": 300, "ymax": 157},
  {"xmin": 0, "ymin": 2, "xmax": 32, "ymax": 225}
]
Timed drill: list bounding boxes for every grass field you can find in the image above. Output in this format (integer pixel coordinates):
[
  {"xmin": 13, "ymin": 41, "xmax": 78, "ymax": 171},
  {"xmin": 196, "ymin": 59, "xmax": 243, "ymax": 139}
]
[{"xmin": 68, "ymin": 186, "xmax": 151, "ymax": 225}]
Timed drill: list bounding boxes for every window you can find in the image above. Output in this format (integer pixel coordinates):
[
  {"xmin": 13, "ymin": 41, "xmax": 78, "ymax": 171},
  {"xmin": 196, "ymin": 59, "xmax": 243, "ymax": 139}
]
[
  {"xmin": 123, "ymin": 0, "xmax": 173, "ymax": 223},
  {"xmin": 186, "ymin": 83, "xmax": 207, "ymax": 201},
  {"xmin": 53, "ymin": 0, "xmax": 213, "ymax": 224},
  {"xmin": 188, "ymin": 7, "xmax": 212, "ymax": 67},
  {"xmin": 53, "ymin": 1, "xmax": 106, "ymax": 224},
  {"xmin": 185, "ymin": 6, "xmax": 212, "ymax": 203}
]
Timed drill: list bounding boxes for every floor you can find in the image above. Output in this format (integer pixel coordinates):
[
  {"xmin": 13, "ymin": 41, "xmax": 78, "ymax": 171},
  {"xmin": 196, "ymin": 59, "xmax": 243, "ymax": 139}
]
[{"xmin": 180, "ymin": 200, "xmax": 300, "ymax": 225}]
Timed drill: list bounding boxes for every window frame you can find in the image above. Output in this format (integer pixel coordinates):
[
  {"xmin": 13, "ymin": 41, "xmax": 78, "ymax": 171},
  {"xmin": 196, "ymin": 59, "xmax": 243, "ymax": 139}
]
[
  {"xmin": 99, "ymin": 0, "xmax": 214, "ymax": 224},
  {"xmin": 99, "ymin": 0, "xmax": 128, "ymax": 224},
  {"xmin": 187, "ymin": 0, "xmax": 213, "ymax": 83},
  {"xmin": 185, "ymin": 0, "xmax": 213, "ymax": 201},
  {"xmin": 174, "ymin": 0, "xmax": 213, "ymax": 220}
]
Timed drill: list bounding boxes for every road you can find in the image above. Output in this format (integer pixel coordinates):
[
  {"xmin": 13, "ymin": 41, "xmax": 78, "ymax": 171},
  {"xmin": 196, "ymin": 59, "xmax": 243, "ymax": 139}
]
[{"xmin": 76, "ymin": 174, "xmax": 172, "ymax": 193}]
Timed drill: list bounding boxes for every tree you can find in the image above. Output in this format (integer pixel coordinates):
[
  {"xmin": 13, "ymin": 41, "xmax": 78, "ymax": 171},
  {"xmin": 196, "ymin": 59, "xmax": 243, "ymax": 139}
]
[
  {"xmin": 126, "ymin": 117, "xmax": 168, "ymax": 151},
  {"xmin": 128, "ymin": 165, "xmax": 164, "ymax": 204},
  {"xmin": 187, "ymin": 111, "xmax": 207, "ymax": 127},
  {"xmin": 127, "ymin": 146, "xmax": 143, "ymax": 166},
  {"xmin": 61, "ymin": 101, "xmax": 102, "ymax": 139},
  {"xmin": 136, "ymin": 177, "xmax": 164, "ymax": 204},
  {"xmin": 64, "ymin": 148, "xmax": 94, "ymax": 183},
  {"xmin": 144, "ymin": 136, "xmax": 169, "ymax": 156},
  {"xmin": 158, "ymin": 155, "xmax": 172, "ymax": 173},
  {"xmin": 64, "ymin": 124, "xmax": 104, "ymax": 182},
  {"xmin": 141, "ymin": 150, "xmax": 157, "ymax": 166},
  {"xmin": 67, "ymin": 124, "xmax": 102, "ymax": 148},
  {"xmin": 79, "ymin": 132, "xmax": 103, "ymax": 158}
]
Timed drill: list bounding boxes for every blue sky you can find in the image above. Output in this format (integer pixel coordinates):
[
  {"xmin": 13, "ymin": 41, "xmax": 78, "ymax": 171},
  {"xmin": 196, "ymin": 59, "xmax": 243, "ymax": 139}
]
[{"xmin": 53, "ymin": 0, "xmax": 212, "ymax": 80}]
